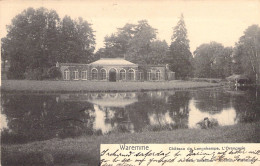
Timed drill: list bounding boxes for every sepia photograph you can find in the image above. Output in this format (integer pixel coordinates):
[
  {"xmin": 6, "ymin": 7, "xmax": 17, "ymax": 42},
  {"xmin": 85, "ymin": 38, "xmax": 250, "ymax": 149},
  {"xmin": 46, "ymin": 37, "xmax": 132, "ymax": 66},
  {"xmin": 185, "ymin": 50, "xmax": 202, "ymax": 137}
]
[{"xmin": 0, "ymin": 0, "xmax": 259, "ymax": 165}]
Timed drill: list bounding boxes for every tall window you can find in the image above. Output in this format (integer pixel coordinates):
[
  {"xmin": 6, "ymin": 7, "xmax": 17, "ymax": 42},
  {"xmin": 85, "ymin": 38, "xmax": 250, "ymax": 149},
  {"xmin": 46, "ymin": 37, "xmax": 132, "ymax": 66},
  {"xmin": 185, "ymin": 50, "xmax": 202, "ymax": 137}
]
[
  {"xmin": 156, "ymin": 70, "xmax": 160, "ymax": 80},
  {"xmin": 73, "ymin": 70, "xmax": 79, "ymax": 80},
  {"xmin": 81, "ymin": 71, "xmax": 87, "ymax": 80},
  {"xmin": 147, "ymin": 71, "xmax": 151, "ymax": 81},
  {"xmin": 64, "ymin": 69, "xmax": 70, "ymax": 80},
  {"xmin": 139, "ymin": 72, "xmax": 142, "ymax": 80},
  {"xmin": 129, "ymin": 69, "xmax": 134, "ymax": 80},
  {"xmin": 91, "ymin": 68, "xmax": 98, "ymax": 80},
  {"xmin": 101, "ymin": 69, "xmax": 107, "ymax": 80},
  {"xmin": 119, "ymin": 69, "xmax": 126, "ymax": 80}
]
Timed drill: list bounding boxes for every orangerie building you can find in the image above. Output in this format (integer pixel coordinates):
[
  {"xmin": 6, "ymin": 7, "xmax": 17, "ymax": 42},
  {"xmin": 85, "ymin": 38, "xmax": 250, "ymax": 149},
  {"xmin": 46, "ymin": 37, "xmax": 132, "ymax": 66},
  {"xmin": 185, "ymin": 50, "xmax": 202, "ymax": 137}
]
[{"xmin": 56, "ymin": 58, "xmax": 175, "ymax": 82}]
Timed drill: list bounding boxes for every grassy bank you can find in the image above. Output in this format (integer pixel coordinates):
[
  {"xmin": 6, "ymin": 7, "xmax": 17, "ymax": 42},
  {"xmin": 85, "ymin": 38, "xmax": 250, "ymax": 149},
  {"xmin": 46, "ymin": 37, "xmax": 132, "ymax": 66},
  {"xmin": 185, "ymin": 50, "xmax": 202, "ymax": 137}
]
[
  {"xmin": 1, "ymin": 122, "xmax": 259, "ymax": 166},
  {"xmin": 1, "ymin": 80, "xmax": 221, "ymax": 92}
]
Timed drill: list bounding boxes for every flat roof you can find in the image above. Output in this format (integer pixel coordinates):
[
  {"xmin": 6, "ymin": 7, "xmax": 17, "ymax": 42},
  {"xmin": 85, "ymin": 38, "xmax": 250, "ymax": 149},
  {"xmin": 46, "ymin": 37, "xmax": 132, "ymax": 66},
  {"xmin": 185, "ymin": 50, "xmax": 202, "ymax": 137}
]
[{"xmin": 89, "ymin": 58, "xmax": 137, "ymax": 66}]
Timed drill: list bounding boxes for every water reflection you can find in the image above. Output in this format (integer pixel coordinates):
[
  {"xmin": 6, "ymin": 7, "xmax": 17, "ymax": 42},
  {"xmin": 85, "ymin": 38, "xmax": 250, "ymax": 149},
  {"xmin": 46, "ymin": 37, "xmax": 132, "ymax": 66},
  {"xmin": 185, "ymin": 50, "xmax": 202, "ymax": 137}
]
[
  {"xmin": 188, "ymin": 99, "xmax": 238, "ymax": 128},
  {"xmin": 0, "ymin": 96, "xmax": 8, "ymax": 131},
  {"xmin": 1, "ymin": 88, "xmax": 259, "ymax": 144},
  {"xmin": 92, "ymin": 105, "xmax": 114, "ymax": 134},
  {"xmin": 0, "ymin": 113, "xmax": 8, "ymax": 130}
]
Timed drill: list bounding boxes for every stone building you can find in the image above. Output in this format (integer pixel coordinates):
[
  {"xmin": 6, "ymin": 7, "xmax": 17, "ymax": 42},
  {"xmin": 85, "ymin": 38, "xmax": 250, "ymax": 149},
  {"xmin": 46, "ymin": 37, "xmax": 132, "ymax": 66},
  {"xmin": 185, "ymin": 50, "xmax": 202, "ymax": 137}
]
[{"xmin": 57, "ymin": 58, "xmax": 175, "ymax": 81}]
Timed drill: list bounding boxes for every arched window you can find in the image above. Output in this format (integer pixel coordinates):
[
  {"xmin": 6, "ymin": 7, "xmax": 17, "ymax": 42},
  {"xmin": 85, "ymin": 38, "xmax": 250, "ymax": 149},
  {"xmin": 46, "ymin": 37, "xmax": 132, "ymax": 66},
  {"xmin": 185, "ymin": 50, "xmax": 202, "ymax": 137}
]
[
  {"xmin": 81, "ymin": 70, "xmax": 87, "ymax": 80},
  {"xmin": 91, "ymin": 93, "xmax": 98, "ymax": 99},
  {"xmin": 156, "ymin": 70, "xmax": 160, "ymax": 80},
  {"xmin": 73, "ymin": 70, "xmax": 79, "ymax": 80},
  {"xmin": 119, "ymin": 69, "xmax": 126, "ymax": 80},
  {"xmin": 91, "ymin": 68, "xmax": 98, "ymax": 80},
  {"xmin": 147, "ymin": 71, "xmax": 151, "ymax": 81},
  {"xmin": 100, "ymin": 93, "xmax": 108, "ymax": 98},
  {"xmin": 119, "ymin": 93, "xmax": 126, "ymax": 98},
  {"xmin": 64, "ymin": 69, "xmax": 70, "ymax": 80},
  {"xmin": 109, "ymin": 93, "xmax": 118, "ymax": 98},
  {"xmin": 101, "ymin": 69, "xmax": 107, "ymax": 80},
  {"xmin": 129, "ymin": 69, "xmax": 135, "ymax": 80}
]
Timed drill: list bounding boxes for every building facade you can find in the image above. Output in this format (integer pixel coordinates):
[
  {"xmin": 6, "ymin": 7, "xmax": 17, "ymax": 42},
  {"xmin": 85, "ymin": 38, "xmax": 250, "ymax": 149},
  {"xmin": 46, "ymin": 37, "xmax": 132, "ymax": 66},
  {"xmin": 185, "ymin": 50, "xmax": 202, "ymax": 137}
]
[{"xmin": 57, "ymin": 58, "xmax": 175, "ymax": 81}]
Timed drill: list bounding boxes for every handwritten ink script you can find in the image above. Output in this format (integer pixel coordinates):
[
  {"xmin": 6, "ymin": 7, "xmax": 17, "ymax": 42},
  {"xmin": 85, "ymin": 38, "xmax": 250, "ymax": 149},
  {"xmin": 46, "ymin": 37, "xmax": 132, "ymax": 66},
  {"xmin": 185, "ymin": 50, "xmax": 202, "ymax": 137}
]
[{"xmin": 100, "ymin": 144, "xmax": 260, "ymax": 166}]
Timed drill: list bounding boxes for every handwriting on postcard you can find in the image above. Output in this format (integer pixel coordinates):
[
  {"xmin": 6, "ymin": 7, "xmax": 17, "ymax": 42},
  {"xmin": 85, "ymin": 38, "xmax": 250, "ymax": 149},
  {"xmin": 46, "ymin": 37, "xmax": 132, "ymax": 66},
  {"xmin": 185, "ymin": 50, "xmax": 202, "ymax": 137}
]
[{"xmin": 100, "ymin": 144, "xmax": 260, "ymax": 166}]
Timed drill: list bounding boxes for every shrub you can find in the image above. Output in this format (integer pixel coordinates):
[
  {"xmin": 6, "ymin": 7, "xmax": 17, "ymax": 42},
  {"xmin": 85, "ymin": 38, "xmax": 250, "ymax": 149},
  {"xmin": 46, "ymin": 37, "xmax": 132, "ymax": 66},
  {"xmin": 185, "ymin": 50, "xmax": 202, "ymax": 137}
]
[
  {"xmin": 24, "ymin": 68, "xmax": 48, "ymax": 80},
  {"xmin": 47, "ymin": 66, "xmax": 62, "ymax": 80},
  {"xmin": 7, "ymin": 66, "xmax": 25, "ymax": 79}
]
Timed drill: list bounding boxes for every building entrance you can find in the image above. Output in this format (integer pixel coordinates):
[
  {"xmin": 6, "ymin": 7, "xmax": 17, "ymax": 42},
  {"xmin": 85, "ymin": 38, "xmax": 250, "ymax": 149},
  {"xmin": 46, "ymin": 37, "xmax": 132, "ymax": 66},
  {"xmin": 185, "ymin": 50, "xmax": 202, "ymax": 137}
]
[{"xmin": 109, "ymin": 69, "xmax": 117, "ymax": 82}]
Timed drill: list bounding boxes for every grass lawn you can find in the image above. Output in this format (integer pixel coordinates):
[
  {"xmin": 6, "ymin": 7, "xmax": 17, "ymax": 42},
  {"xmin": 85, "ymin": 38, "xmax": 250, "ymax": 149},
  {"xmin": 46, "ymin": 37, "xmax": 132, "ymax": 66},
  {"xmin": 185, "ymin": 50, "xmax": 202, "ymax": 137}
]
[
  {"xmin": 1, "ymin": 80, "xmax": 221, "ymax": 92},
  {"xmin": 1, "ymin": 122, "xmax": 259, "ymax": 166}
]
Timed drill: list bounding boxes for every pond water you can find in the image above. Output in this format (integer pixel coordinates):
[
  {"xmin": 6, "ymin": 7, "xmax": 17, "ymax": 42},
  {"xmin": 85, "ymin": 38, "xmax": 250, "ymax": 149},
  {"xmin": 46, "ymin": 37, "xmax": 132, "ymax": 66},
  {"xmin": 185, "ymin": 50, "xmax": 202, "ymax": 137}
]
[{"xmin": 1, "ymin": 87, "xmax": 259, "ymax": 144}]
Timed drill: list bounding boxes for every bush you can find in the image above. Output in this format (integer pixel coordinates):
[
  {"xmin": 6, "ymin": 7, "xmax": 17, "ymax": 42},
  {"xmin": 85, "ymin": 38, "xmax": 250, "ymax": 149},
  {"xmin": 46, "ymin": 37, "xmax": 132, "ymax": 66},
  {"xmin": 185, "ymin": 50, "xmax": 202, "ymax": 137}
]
[
  {"xmin": 7, "ymin": 66, "xmax": 25, "ymax": 79},
  {"xmin": 47, "ymin": 66, "xmax": 62, "ymax": 80},
  {"xmin": 24, "ymin": 68, "xmax": 48, "ymax": 80}
]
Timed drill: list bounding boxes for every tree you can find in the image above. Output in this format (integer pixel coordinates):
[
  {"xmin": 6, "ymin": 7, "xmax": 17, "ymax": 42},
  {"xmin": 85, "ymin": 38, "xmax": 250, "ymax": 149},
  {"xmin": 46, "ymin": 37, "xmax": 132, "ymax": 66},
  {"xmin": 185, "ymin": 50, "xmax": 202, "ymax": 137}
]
[
  {"xmin": 2, "ymin": 8, "xmax": 61, "ymax": 79},
  {"xmin": 126, "ymin": 20, "xmax": 157, "ymax": 64},
  {"xmin": 222, "ymin": 47, "xmax": 233, "ymax": 78},
  {"xmin": 146, "ymin": 40, "xmax": 168, "ymax": 65},
  {"xmin": 103, "ymin": 33, "xmax": 125, "ymax": 58},
  {"xmin": 47, "ymin": 66, "xmax": 62, "ymax": 79},
  {"xmin": 94, "ymin": 48, "xmax": 106, "ymax": 60},
  {"xmin": 102, "ymin": 23, "xmax": 136, "ymax": 58},
  {"xmin": 55, "ymin": 16, "xmax": 96, "ymax": 64},
  {"xmin": 97, "ymin": 20, "xmax": 162, "ymax": 64},
  {"xmin": 1, "ymin": 38, "xmax": 10, "ymax": 73},
  {"xmin": 58, "ymin": 16, "xmax": 95, "ymax": 63},
  {"xmin": 233, "ymin": 24, "xmax": 260, "ymax": 84},
  {"xmin": 168, "ymin": 14, "xmax": 193, "ymax": 79},
  {"xmin": 2, "ymin": 8, "xmax": 95, "ymax": 79},
  {"xmin": 193, "ymin": 42, "xmax": 232, "ymax": 78}
]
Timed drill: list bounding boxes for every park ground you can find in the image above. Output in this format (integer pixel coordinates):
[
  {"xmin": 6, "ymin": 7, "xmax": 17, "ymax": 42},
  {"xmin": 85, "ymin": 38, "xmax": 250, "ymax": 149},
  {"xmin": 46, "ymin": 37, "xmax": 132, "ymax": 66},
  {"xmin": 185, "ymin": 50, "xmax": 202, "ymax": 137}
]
[
  {"xmin": 0, "ymin": 80, "xmax": 222, "ymax": 92},
  {"xmin": 1, "ymin": 122, "xmax": 259, "ymax": 166}
]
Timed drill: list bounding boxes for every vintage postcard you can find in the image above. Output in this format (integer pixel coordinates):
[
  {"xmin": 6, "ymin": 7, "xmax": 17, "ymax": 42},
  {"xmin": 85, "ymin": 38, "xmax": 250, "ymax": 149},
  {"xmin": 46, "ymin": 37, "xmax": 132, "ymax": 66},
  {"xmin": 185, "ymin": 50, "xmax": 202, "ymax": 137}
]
[{"xmin": 0, "ymin": 0, "xmax": 259, "ymax": 165}]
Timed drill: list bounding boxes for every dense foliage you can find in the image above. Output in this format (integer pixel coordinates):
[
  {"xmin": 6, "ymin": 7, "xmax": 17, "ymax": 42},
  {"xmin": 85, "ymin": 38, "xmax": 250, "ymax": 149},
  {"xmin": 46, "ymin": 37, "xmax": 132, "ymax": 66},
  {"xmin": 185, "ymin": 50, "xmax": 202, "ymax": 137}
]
[
  {"xmin": 1, "ymin": 7, "xmax": 95, "ymax": 79},
  {"xmin": 193, "ymin": 42, "xmax": 232, "ymax": 78},
  {"xmin": 232, "ymin": 25, "xmax": 260, "ymax": 84},
  {"xmin": 168, "ymin": 14, "xmax": 193, "ymax": 79},
  {"xmin": 96, "ymin": 20, "xmax": 168, "ymax": 64},
  {"xmin": 193, "ymin": 25, "xmax": 259, "ymax": 83},
  {"xmin": 1, "ymin": 7, "xmax": 259, "ymax": 82}
]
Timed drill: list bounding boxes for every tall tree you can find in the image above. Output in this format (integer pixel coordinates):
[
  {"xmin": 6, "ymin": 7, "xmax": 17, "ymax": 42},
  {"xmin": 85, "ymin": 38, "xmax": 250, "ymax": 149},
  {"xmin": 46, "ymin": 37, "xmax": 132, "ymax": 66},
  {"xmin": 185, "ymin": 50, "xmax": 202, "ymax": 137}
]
[
  {"xmin": 126, "ymin": 20, "xmax": 157, "ymax": 64},
  {"xmin": 103, "ymin": 33, "xmax": 125, "ymax": 58},
  {"xmin": 233, "ymin": 24, "xmax": 260, "ymax": 84},
  {"xmin": 98, "ymin": 20, "xmax": 161, "ymax": 64},
  {"xmin": 168, "ymin": 14, "xmax": 193, "ymax": 79},
  {"xmin": 59, "ymin": 16, "xmax": 95, "ymax": 63},
  {"xmin": 2, "ymin": 8, "xmax": 95, "ymax": 79},
  {"xmin": 146, "ymin": 40, "xmax": 169, "ymax": 65},
  {"xmin": 102, "ymin": 23, "xmax": 136, "ymax": 58},
  {"xmin": 2, "ymin": 7, "xmax": 60, "ymax": 79},
  {"xmin": 193, "ymin": 42, "xmax": 232, "ymax": 78},
  {"xmin": 222, "ymin": 47, "xmax": 233, "ymax": 77}
]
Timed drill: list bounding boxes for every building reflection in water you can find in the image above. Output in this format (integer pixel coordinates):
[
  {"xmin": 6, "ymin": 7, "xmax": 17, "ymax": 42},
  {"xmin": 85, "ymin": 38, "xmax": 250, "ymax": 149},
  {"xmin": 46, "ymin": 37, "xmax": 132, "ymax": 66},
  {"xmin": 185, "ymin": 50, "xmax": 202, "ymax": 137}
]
[
  {"xmin": 86, "ymin": 92, "xmax": 137, "ymax": 134},
  {"xmin": 3, "ymin": 88, "xmax": 256, "ymax": 144},
  {"xmin": 82, "ymin": 91, "xmax": 239, "ymax": 132},
  {"xmin": 188, "ymin": 99, "xmax": 238, "ymax": 128},
  {"xmin": 148, "ymin": 111, "xmax": 175, "ymax": 127}
]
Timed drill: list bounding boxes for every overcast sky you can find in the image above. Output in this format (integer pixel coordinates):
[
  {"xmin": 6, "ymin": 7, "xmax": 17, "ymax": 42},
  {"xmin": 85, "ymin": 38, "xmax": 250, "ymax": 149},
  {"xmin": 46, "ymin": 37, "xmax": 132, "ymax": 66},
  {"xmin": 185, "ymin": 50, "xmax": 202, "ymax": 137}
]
[{"xmin": 0, "ymin": 0, "xmax": 260, "ymax": 53}]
